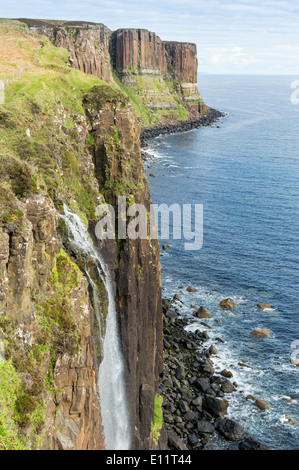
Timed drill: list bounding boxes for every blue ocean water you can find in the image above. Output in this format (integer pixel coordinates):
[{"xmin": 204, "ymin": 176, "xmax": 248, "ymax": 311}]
[{"xmin": 144, "ymin": 75, "xmax": 299, "ymax": 449}]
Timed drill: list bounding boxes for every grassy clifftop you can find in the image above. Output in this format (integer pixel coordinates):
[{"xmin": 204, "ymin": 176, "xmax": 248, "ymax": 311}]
[
  {"xmin": 0, "ymin": 20, "xmax": 127, "ymax": 223},
  {"xmin": 2, "ymin": 18, "xmax": 205, "ymax": 128},
  {"xmin": 0, "ymin": 20, "xmax": 163, "ymax": 450},
  {"xmin": 0, "ymin": 20, "xmax": 134, "ymax": 449}
]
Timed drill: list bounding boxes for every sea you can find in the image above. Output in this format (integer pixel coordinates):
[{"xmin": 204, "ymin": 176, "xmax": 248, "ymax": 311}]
[{"xmin": 144, "ymin": 74, "xmax": 299, "ymax": 450}]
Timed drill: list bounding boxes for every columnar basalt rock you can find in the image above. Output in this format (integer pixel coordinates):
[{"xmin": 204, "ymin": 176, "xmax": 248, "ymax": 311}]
[
  {"xmin": 0, "ymin": 193, "xmax": 106, "ymax": 450},
  {"xmin": 113, "ymin": 29, "xmax": 167, "ymax": 74},
  {"xmin": 0, "ymin": 19, "xmax": 221, "ymax": 451},
  {"xmin": 19, "ymin": 20, "xmax": 112, "ymax": 82},
  {"xmin": 20, "ymin": 19, "xmax": 204, "ymax": 123},
  {"xmin": 84, "ymin": 88, "xmax": 164, "ymax": 449},
  {"xmin": 54, "ymin": 25, "xmax": 112, "ymax": 81},
  {"xmin": 164, "ymin": 41, "xmax": 198, "ymax": 83}
]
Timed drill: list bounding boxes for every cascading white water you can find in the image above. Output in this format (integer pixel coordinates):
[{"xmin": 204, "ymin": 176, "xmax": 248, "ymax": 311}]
[{"xmin": 60, "ymin": 206, "xmax": 131, "ymax": 450}]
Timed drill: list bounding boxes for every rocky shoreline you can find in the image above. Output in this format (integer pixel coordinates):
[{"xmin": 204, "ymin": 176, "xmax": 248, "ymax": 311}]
[
  {"xmin": 159, "ymin": 296, "xmax": 269, "ymax": 451},
  {"xmin": 141, "ymin": 112, "xmax": 270, "ymax": 451},
  {"xmin": 140, "ymin": 107, "xmax": 225, "ymax": 145}
]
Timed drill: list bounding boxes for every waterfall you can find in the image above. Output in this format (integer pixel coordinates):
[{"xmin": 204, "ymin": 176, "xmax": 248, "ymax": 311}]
[{"xmin": 60, "ymin": 206, "xmax": 131, "ymax": 450}]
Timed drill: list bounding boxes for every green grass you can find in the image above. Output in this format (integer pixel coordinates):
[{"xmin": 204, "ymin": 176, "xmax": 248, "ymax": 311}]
[
  {"xmin": 112, "ymin": 68, "xmax": 192, "ymax": 126},
  {"xmin": 0, "ymin": 360, "xmax": 26, "ymax": 450},
  {"xmin": 113, "ymin": 72, "xmax": 161, "ymax": 126},
  {"xmin": 151, "ymin": 395, "xmax": 163, "ymax": 445},
  {"xmin": 36, "ymin": 39, "xmax": 70, "ymax": 73},
  {"xmin": 0, "ymin": 249, "xmax": 84, "ymax": 448},
  {"xmin": 0, "ymin": 46, "xmax": 128, "ymax": 222}
]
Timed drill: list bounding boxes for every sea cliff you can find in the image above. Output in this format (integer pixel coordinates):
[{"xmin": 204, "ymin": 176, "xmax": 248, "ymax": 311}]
[
  {"xmin": 17, "ymin": 18, "xmax": 214, "ymax": 127},
  {"xmin": 0, "ymin": 18, "xmax": 221, "ymax": 450}
]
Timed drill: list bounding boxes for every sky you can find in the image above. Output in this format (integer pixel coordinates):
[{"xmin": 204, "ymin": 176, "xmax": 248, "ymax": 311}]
[{"xmin": 1, "ymin": 0, "xmax": 299, "ymax": 74}]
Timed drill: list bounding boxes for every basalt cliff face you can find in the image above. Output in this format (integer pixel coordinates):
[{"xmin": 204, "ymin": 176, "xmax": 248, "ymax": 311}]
[
  {"xmin": 0, "ymin": 20, "xmax": 165, "ymax": 450},
  {"xmin": 0, "ymin": 16, "xmax": 221, "ymax": 451},
  {"xmin": 18, "ymin": 19, "xmax": 206, "ymax": 126},
  {"xmin": 113, "ymin": 29, "xmax": 167, "ymax": 74}
]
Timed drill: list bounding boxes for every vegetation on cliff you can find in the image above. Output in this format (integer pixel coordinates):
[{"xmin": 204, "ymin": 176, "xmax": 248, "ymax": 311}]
[
  {"xmin": 0, "ymin": 19, "xmax": 163, "ymax": 450},
  {"xmin": 11, "ymin": 18, "xmax": 206, "ymax": 129},
  {"xmin": 0, "ymin": 20, "xmax": 128, "ymax": 449}
]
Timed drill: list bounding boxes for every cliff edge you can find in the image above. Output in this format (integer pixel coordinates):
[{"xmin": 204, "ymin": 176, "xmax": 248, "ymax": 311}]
[
  {"xmin": 0, "ymin": 20, "xmax": 163, "ymax": 450},
  {"xmin": 17, "ymin": 18, "xmax": 209, "ymax": 127}
]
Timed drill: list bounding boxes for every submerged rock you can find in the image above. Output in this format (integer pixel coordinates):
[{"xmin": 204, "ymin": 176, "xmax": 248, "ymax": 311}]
[
  {"xmin": 219, "ymin": 298, "xmax": 236, "ymax": 309},
  {"xmin": 215, "ymin": 337, "xmax": 225, "ymax": 343},
  {"xmin": 186, "ymin": 286, "xmax": 198, "ymax": 292},
  {"xmin": 194, "ymin": 306, "xmax": 211, "ymax": 318},
  {"xmin": 257, "ymin": 303, "xmax": 272, "ymax": 310},
  {"xmin": 246, "ymin": 395, "xmax": 255, "ymax": 401},
  {"xmin": 251, "ymin": 329, "xmax": 271, "ymax": 337},
  {"xmin": 254, "ymin": 398, "xmax": 269, "ymax": 411}
]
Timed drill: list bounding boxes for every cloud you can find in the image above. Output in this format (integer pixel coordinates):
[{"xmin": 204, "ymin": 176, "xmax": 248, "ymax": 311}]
[{"xmin": 201, "ymin": 47, "xmax": 259, "ymax": 69}]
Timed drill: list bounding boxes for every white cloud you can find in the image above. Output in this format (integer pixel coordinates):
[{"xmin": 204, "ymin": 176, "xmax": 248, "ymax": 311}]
[{"xmin": 201, "ymin": 47, "xmax": 259, "ymax": 68}]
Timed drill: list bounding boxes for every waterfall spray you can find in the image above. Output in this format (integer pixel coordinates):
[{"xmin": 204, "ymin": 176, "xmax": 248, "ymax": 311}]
[{"xmin": 60, "ymin": 206, "xmax": 131, "ymax": 450}]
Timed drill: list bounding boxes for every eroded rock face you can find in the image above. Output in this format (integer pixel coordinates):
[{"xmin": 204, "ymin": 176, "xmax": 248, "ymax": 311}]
[
  {"xmin": 46, "ymin": 275, "xmax": 105, "ymax": 450},
  {"xmin": 84, "ymin": 89, "xmax": 164, "ymax": 449},
  {"xmin": 113, "ymin": 29, "xmax": 167, "ymax": 74},
  {"xmin": 113, "ymin": 30, "xmax": 201, "ymax": 104},
  {"xmin": 164, "ymin": 41, "xmax": 198, "ymax": 83},
  {"xmin": 0, "ymin": 192, "xmax": 106, "ymax": 450},
  {"xmin": 22, "ymin": 20, "xmax": 202, "ymax": 111},
  {"xmin": 1, "ymin": 195, "xmax": 59, "ymax": 327},
  {"xmin": 54, "ymin": 25, "xmax": 112, "ymax": 81}
]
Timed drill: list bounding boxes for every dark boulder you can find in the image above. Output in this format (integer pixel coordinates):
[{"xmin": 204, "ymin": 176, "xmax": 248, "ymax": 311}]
[
  {"xmin": 201, "ymin": 359, "xmax": 215, "ymax": 376},
  {"xmin": 220, "ymin": 369, "xmax": 233, "ymax": 378},
  {"xmin": 202, "ymin": 396, "xmax": 228, "ymax": 418},
  {"xmin": 187, "ymin": 434, "xmax": 200, "ymax": 447},
  {"xmin": 216, "ymin": 418, "xmax": 247, "ymax": 441},
  {"xmin": 167, "ymin": 431, "xmax": 188, "ymax": 450},
  {"xmin": 197, "ymin": 420, "xmax": 215, "ymax": 434},
  {"xmin": 194, "ymin": 377, "xmax": 215, "ymax": 396},
  {"xmin": 238, "ymin": 437, "xmax": 269, "ymax": 450},
  {"xmin": 221, "ymin": 379, "xmax": 235, "ymax": 393},
  {"xmin": 178, "ymin": 399, "xmax": 189, "ymax": 413},
  {"xmin": 219, "ymin": 298, "xmax": 236, "ymax": 309}
]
